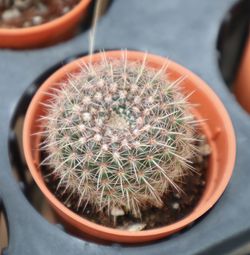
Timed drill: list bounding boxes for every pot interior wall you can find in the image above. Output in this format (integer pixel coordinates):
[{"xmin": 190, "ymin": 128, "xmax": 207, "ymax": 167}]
[{"xmin": 0, "ymin": 204, "xmax": 9, "ymax": 254}]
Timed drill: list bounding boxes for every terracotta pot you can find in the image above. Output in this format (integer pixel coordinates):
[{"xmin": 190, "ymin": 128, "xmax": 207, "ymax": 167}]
[
  {"xmin": 0, "ymin": 0, "xmax": 91, "ymax": 49},
  {"xmin": 233, "ymin": 37, "xmax": 250, "ymax": 113},
  {"xmin": 23, "ymin": 51, "xmax": 236, "ymax": 243}
]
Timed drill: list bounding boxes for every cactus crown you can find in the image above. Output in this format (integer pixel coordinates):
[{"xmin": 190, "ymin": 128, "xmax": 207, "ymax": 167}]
[{"xmin": 39, "ymin": 52, "xmax": 200, "ymax": 218}]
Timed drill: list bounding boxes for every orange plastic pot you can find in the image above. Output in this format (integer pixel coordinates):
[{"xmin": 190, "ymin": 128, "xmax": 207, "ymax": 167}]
[
  {"xmin": 233, "ymin": 37, "xmax": 250, "ymax": 113},
  {"xmin": 0, "ymin": 0, "xmax": 91, "ymax": 49},
  {"xmin": 23, "ymin": 51, "xmax": 236, "ymax": 243}
]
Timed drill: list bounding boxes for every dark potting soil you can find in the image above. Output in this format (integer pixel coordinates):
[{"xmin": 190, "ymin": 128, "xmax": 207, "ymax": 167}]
[
  {"xmin": 41, "ymin": 138, "xmax": 210, "ymax": 231},
  {"xmin": 0, "ymin": 0, "xmax": 80, "ymax": 28}
]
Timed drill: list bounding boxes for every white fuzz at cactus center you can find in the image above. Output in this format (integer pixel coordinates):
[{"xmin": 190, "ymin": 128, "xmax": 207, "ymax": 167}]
[{"xmin": 38, "ymin": 51, "xmax": 203, "ymax": 219}]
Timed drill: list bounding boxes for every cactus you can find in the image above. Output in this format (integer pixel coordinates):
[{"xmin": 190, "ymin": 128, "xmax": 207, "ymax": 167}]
[{"xmin": 39, "ymin": 52, "xmax": 201, "ymax": 218}]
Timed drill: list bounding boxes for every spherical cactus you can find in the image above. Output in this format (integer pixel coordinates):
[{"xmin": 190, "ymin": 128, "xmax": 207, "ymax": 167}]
[{"xmin": 39, "ymin": 52, "xmax": 201, "ymax": 218}]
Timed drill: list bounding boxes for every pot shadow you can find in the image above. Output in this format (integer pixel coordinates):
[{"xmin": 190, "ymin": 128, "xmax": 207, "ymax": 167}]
[
  {"xmin": 8, "ymin": 51, "xmax": 215, "ymax": 247},
  {"xmin": 217, "ymin": 0, "xmax": 250, "ymax": 89}
]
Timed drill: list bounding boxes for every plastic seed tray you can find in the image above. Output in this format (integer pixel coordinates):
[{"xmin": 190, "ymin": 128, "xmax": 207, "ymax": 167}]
[{"xmin": 1, "ymin": 0, "xmax": 250, "ymax": 254}]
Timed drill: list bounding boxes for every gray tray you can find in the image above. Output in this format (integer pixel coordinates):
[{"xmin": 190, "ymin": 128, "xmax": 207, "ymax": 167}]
[{"xmin": 1, "ymin": 0, "xmax": 250, "ymax": 254}]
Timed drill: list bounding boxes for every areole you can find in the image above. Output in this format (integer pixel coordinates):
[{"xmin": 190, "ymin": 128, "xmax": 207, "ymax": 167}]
[{"xmin": 23, "ymin": 50, "xmax": 236, "ymax": 243}]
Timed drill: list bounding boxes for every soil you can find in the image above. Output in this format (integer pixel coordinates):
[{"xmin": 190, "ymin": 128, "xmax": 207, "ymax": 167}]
[
  {"xmin": 41, "ymin": 136, "xmax": 210, "ymax": 231},
  {"xmin": 0, "ymin": 0, "xmax": 80, "ymax": 28}
]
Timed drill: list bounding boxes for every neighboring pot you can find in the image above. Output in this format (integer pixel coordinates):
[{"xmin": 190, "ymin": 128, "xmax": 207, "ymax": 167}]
[
  {"xmin": 0, "ymin": 0, "xmax": 91, "ymax": 49},
  {"xmin": 233, "ymin": 36, "xmax": 250, "ymax": 113},
  {"xmin": 23, "ymin": 51, "xmax": 236, "ymax": 243}
]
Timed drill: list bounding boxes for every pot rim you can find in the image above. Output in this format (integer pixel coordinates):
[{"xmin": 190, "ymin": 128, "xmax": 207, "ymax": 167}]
[
  {"xmin": 23, "ymin": 50, "xmax": 236, "ymax": 240},
  {"xmin": 0, "ymin": 0, "xmax": 91, "ymax": 35}
]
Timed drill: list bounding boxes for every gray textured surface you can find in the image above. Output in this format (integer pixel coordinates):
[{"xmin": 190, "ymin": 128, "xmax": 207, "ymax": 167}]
[{"xmin": 0, "ymin": 0, "xmax": 250, "ymax": 254}]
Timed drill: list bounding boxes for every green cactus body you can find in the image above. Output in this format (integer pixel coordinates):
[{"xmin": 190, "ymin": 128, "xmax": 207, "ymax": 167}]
[{"xmin": 40, "ymin": 53, "xmax": 200, "ymax": 218}]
